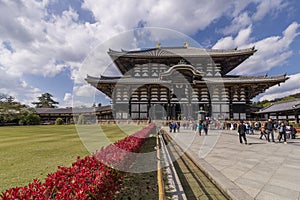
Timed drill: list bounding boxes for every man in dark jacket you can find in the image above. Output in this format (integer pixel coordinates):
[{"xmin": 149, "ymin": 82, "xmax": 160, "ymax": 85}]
[
  {"xmin": 264, "ymin": 118, "xmax": 275, "ymax": 142},
  {"xmin": 238, "ymin": 120, "xmax": 247, "ymax": 144}
]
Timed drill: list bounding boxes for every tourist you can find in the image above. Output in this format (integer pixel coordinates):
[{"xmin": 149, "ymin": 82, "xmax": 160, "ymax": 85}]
[
  {"xmin": 291, "ymin": 125, "xmax": 297, "ymax": 139},
  {"xmin": 169, "ymin": 121, "xmax": 173, "ymax": 132},
  {"xmin": 173, "ymin": 122, "xmax": 177, "ymax": 133},
  {"xmin": 226, "ymin": 122, "xmax": 231, "ymax": 130},
  {"xmin": 254, "ymin": 121, "xmax": 259, "ymax": 131},
  {"xmin": 230, "ymin": 122, "xmax": 235, "ymax": 130},
  {"xmin": 278, "ymin": 122, "xmax": 287, "ymax": 144},
  {"xmin": 249, "ymin": 123, "xmax": 254, "ymax": 135},
  {"xmin": 245, "ymin": 122, "xmax": 250, "ymax": 134},
  {"xmin": 203, "ymin": 118, "xmax": 209, "ymax": 135},
  {"xmin": 238, "ymin": 120, "xmax": 247, "ymax": 144},
  {"xmin": 233, "ymin": 122, "xmax": 238, "ymax": 130},
  {"xmin": 198, "ymin": 120, "xmax": 203, "ymax": 136},
  {"xmin": 182, "ymin": 121, "xmax": 187, "ymax": 130},
  {"xmin": 193, "ymin": 120, "xmax": 198, "ymax": 131},
  {"xmin": 286, "ymin": 123, "xmax": 291, "ymax": 139},
  {"xmin": 259, "ymin": 123, "xmax": 267, "ymax": 140},
  {"xmin": 264, "ymin": 118, "xmax": 275, "ymax": 142},
  {"xmin": 177, "ymin": 122, "xmax": 181, "ymax": 132}
]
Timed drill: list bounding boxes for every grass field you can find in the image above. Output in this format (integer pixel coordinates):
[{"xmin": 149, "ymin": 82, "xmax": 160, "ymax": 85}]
[{"xmin": 0, "ymin": 124, "xmax": 143, "ymax": 192}]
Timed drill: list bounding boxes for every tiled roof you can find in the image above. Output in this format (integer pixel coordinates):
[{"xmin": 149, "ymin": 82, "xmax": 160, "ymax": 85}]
[
  {"xmin": 35, "ymin": 105, "xmax": 111, "ymax": 114},
  {"xmin": 108, "ymin": 46, "xmax": 257, "ymax": 76},
  {"xmin": 256, "ymin": 100, "xmax": 300, "ymax": 114},
  {"xmin": 86, "ymin": 76, "xmax": 170, "ymax": 84},
  {"xmin": 201, "ymin": 74, "xmax": 288, "ymax": 83},
  {"xmin": 108, "ymin": 46, "xmax": 256, "ymax": 57},
  {"xmin": 86, "ymin": 74, "xmax": 287, "ymax": 84}
]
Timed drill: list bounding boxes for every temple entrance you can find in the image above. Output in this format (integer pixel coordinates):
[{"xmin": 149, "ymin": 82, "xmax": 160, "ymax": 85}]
[
  {"xmin": 149, "ymin": 104, "xmax": 167, "ymax": 120},
  {"xmin": 168, "ymin": 103, "xmax": 197, "ymax": 120}
]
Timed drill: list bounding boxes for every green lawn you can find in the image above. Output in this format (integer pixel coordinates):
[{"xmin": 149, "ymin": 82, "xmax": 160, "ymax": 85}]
[{"xmin": 0, "ymin": 124, "xmax": 143, "ymax": 192}]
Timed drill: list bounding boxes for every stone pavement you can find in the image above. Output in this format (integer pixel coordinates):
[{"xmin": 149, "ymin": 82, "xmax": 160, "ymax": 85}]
[{"xmin": 164, "ymin": 127, "xmax": 300, "ymax": 200}]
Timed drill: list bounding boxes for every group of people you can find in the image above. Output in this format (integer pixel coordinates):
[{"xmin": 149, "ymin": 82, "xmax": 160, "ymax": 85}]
[
  {"xmin": 238, "ymin": 118, "xmax": 297, "ymax": 144},
  {"xmin": 169, "ymin": 118, "xmax": 297, "ymax": 145},
  {"xmin": 197, "ymin": 119, "xmax": 209, "ymax": 136},
  {"xmin": 168, "ymin": 121, "xmax": 181, "ymax": 133},
  {"xmin": 259, "ymin": 118, "xmax": 297, "ymax": 143},
  {"xmin": 168, "ymin": 118, "xmax": 210, "ymax": 136}
]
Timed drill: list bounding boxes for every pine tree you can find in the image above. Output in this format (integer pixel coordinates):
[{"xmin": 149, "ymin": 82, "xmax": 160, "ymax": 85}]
[{"xmin": 32, "ymin": 93, "xmax": 59, "ymax": 108}]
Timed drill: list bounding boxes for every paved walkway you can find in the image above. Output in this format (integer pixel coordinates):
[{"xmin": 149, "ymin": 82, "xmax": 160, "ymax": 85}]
[{"xmin": 164, "ymin": 127, "xmax": 300, "ymax": 200}]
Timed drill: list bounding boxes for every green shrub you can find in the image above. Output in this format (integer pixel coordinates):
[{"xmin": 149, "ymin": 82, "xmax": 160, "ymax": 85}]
[
  {"xmin": 70, "ymin": 118, "xmax": 75, "ymax": 124},
  {"xmin": 18, "ymin": 118, "xmax": 26, "ymax": 126},
  {"xmin": 19, "ymin": 113, "xmax": 40, "ymax": 125},
  {"xmin": 26, "ymin": 113, "xmax": 40, "ymax": 125},
  {"xmin": 55, "ymin": 118, "xmax": 64, "ymax": 125}
]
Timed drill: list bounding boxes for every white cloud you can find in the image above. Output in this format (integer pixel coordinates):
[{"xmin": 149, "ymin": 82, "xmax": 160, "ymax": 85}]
[
  {"xmin": 0, "ymin": 0, "xmax": 298, "ymax": 106},
  {"xmin": 222, "ymin": 12, "xmax": 252, "ymax": 35},
  {"xmin": 213, "ymin": 25, "xmax": 252, "ymax": 49},
  {"xmin": 63, "ymin": 93, "xmax": 72, "ymax": 101},
  {"xmin": 73, "ymin": 84, "xmax": 97, "ymax": 97},
  {"xmin": 0, "ymin": 69, "xmax": 41, "ymax": 105},
  {"xmin": 214, "ymin": 22, "xmax": 300, "ymax": 75},
  {"xmin": 259, "ymin": 73, "xmax": 300, "ymax": 101},
  {"xmin": 221, "ymin": 0, "xmax": 287, "ymax": 35},
  {"xmin": 61, "ymin": 92, "xmax": 73, "ymax": 107},
  {"xmin": 252, "ymin": 0, "xmax": 286, "ymax": 21},
  {"xmin": 82, "ymin": 0, "xmax": 254, "ymax": 35}
]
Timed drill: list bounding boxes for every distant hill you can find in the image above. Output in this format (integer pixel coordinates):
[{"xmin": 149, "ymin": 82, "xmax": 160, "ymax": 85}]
[{"xmin": 252, "ymin": 93, "xmax": 300, "ymax": 108}]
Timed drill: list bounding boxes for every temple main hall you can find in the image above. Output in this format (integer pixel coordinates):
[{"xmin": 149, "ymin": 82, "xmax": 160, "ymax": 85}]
[{"xmin": 86, "ymin": 43, "xmax": 288, "ymax": 121}]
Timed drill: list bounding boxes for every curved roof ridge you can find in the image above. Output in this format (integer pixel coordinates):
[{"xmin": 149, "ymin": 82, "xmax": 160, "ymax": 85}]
[
  {"xmin": 109, "ymin": 46, "xmax": 256, "ymax": 54},
  {"xmin": 86, "ymin": 74, "xmax": 122, "ymax": 80},
  {"xmin": 239, "ymin": 74, "xmax": 287, "ymax": 79}
]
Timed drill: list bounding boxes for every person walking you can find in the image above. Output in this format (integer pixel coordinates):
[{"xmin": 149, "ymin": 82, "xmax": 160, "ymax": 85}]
[
  {"xmin": 259, "ymin": 124, "xmax": 267, "ymax": 140},
  {"xmin": 265, "ymin": 118, "xmax": 275, "ymax": 142},
  {"xmin": 291, "ymin": 125, "xmax": 297, "ymax": 139},
  {"xmin": 203, "ymin": 119, "xmax": 209, "ymax": 135},
  {"xmin": 238, "ymin": 120, "xmax": 247, "ymax": 144},
  {"xmin": 286, "ymin": 124, "xmax": 292, "ymax": 139},
  {"xmin": 177, "ymin": 121, "xmax": 181, "ymax": 132},
  {"xmin": 198, "ymin": 120, "xmax": 203, "ymax": 136},
  {"xmin": 169, "ymin": 121, "xmax": 173, "ymax": 133},
  {"xmin": 193, "ymin": 120, "xmax": 198, "ymax": 131},
  {"xmin": 278, "ymin": 122, "xmax": 287, "ymax": 144},
  {"xmin": 173, "ymin": 122, "xmax": 177, "ymax": 133}
]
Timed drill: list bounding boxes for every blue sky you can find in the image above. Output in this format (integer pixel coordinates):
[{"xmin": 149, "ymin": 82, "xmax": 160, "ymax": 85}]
[{"xmin": 0, "ymin": 0, "xmax": 300, "ymax": 107}]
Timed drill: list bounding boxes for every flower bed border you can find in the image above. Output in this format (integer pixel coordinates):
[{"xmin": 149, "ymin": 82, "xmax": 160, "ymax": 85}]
[{"xmin": 1, "ymin": 124, "xmax": 155, "ymax": 200}]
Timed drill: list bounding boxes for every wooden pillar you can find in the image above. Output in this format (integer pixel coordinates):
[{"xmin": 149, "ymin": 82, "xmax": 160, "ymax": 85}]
[
  {"xmin": 295, "ymin": 110, "xmax": 299, "ymax": 124},
  {"xmin": 147, "ymin": 85, "xmax": 151, "ymax": 119}
]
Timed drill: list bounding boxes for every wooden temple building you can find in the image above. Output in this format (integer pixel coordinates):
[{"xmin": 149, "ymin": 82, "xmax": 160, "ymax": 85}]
[
  {"xmin": 256, "ymin": 99, "xmax": 300, "ymax": 123},
  {"xmin": 86, "ymin": 44, "xmax": 288, "ymax": 121},
  {"xmin": 35, "ymin": 105, "xmax": 112, "ymax": 124}
]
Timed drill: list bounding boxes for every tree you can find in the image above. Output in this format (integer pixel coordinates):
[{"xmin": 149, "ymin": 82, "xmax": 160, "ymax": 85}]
[
  {"xmin": 32, "ymin": 93, "xmax": 59, "ymax": 108},
  {"xmin": 19, "ymin": 112, "xmax": 40, "ymax": 125},
  {"xmin": 55, "ymin": 117, "xmax": 64, "ymax": 125},
  {"xmin": 0, "ymin": 94, "xmax": 26, "ymax": 125}
]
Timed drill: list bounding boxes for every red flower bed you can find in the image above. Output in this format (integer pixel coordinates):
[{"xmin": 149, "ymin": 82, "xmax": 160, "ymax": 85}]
[{"xmin": 1, "ymin": 124, "xmax": 155, "ymax": 200}]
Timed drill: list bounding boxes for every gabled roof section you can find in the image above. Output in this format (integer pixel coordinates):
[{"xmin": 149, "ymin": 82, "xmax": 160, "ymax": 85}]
[
  {"xmin": 256, "ymin": 99, "xmax": 300, "ymax": 114},
  {"xmin": 108, "ymin": 46, "xmax": 256, "ymax": 57},
  {"xmin": 108, "ymin": 46, "xmax": 256, "ymax": 75},
  {"xmin": 85, "ymin": 73, "xmax": 288, "ymax": 100}
]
